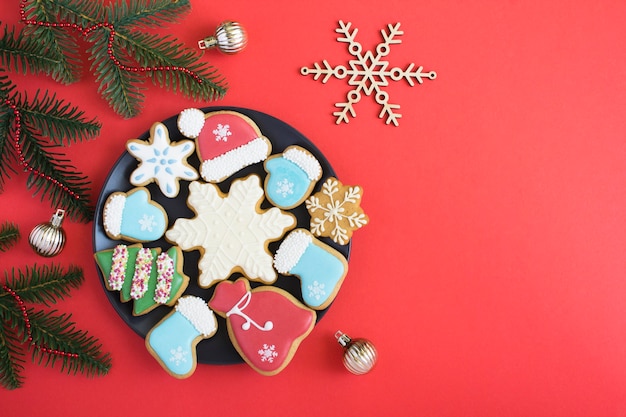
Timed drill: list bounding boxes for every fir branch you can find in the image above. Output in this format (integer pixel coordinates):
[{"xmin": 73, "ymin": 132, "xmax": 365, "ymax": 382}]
[
  {"xmin": 0, "ymin": 222, "xmax": 20, "ymax": 252},
  {"xmin": 0, "ymin": 73, "xmax": 16, "ymax": 186},
  {"xmin": 37, "ymin": 0, "xmax": 105, "ymax": 26},
  {"xmin": 0, "ymin": 322, "xmax": 25, "ymax": 390},
  {"xmin": 2, "ymin": 264, "xmax": 83, "ymax": 306},
  {"xmin": 88, "ymin": 33, "xmax": 146, "ymax": 118},
  {"xmin": 21, "ymin": 0, "xmax": 83, "ymax": 84},
  {"xmin": 109, "ymin": 0, "xmax": 191, "ymax": 30},
  {"xmin": 114, "ymin": 29, "xmax": 227, "ymax": 101},
  {"xmin": 21, "ymin": 0, "xmax": 227, "ymax": 117},
  {"xmin": 0, "ymin": 24, "xmax": 64, "ymax": 78},
  {"xmin": 18, "ymin": 90, "xmax": 101, "ymax": 146},
  {"xmin": 0, "ymin": 107, "xmax": 17, "ymax": 186},
  {"xmin": 19, "ymin": 124, "xmax": 93, "ymax": 221},
  {"xmin": 27, "ymin": 309, "xmax": 111, "ymax": 377}
]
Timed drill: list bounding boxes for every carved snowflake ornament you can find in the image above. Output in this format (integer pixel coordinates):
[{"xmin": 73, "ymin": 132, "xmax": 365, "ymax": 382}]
[
  {"xmin": 305, "ymin": 177, "xmax": 369, "ymax": 245},
  {"xmin": 301, "ymin": 21, "xmax": 436, "ymax": 126}
]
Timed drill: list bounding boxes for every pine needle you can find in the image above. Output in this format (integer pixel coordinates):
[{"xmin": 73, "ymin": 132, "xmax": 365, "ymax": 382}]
[{"xmin": 0, "ymin": 222, "xmax": 20, "ymax": 252}]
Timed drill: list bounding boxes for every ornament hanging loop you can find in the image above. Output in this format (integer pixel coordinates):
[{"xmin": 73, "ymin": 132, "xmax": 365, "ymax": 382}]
[{"xmin": 198, "ymin": 21, "xmax": 248, "ymax": 54}]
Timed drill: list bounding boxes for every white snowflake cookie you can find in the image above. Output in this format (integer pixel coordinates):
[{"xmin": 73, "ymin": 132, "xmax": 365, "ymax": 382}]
[
  {"xmin": 127, "ymin": 122, "xmax": 198, "ymax": 198},
  {"xmin": 165, "ymin": 175, "xmax": 296, "ymax": 288}
]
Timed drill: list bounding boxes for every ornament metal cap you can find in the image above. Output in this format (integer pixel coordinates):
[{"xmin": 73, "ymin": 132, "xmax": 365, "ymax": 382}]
[
  {"xmin": 335, "ymin": 330, "xmax": 378, "ymax": 375},
  {"xmin": 29, "ymin": 209, "xmax": 66, "ymax": 257},
  {"xmin": 198, "ymin": 21, "xmax": 248, "ymax": 54}
]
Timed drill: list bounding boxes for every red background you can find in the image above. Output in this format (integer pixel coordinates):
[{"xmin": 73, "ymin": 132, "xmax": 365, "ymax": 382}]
[{"xmin": 2, "ymin": 1, "xmax": 626, "ymax": 415}]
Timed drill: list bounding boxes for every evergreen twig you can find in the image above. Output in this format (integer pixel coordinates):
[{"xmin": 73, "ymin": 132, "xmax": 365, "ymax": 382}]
[
  {"xmin": 0, "ymin": 222, "xmax": 20, "ymax": 252},
  {"xmin": 0, "ymin": 263, "xmax": 111, "ymax": 390},
  {"xmin": 0, "ymin": 75, "xmax": 99, "ymax": 222},
  {"xmin": 21, "ymin": 0, "xmax": 228, "ymax": 118}
]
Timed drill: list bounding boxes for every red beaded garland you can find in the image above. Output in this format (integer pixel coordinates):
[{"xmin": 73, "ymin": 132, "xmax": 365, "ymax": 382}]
[
  {"xmin": 18, "ymin": 0, "xmax": 203, "ymax": 83},
  {"xmin": 3, "ymin": 98, "xmax": 79, "ymax": 200},
  {"xmin": 2, "ymin": 284, "xmax": 80, "ymax": 359}
]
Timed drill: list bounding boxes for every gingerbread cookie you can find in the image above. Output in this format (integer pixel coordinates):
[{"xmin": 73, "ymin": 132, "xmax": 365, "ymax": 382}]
[
  {"xmin": 102, "ymin": 187, "xmax": 168, "ymax": 242},
  {"xmin": 146, "ymin": 295, "xmax": 217, "ymax": 378},
  {"xmin": 274, "ymin": 229, "xmax": 348, "ymax": 310},
  {"xmin": 264, "ymin": 145, "xmax": 323, "ymax": 209},
  {"xmin": 94, "ymin": 244, "xmax": 189, "ymax": 316},
  {"xmin": 165, "ymin": 175, "xmax": 296, "ymax": 288},
  {"xmin": 180, "ymin": 109, "xmax": 272, "ymax": 183},
  {"xmin": 305, "ymin": 177, "xmax": 369, "ymax": 245},
  {"xmin": 127, "ymin": 122, "xmax": 198, "ymax": 198},
  {"xmin": 208, "ymin": 278, "xmax": 316, "ymax": 376}
]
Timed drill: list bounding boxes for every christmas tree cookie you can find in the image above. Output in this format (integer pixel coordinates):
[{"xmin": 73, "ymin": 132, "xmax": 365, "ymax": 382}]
[{"xmin": 94, "ymin": 244, "xmax": 189, "ymax": 316}]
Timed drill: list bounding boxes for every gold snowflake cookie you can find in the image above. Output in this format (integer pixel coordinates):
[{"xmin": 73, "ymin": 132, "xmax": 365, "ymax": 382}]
[
  {"xmin": 165, "ymin": 174, "xmax": 296, "ymax": 288},
  {"xmin": 305, "ymin": 177, "xmax": 368, "ymax": 245}
]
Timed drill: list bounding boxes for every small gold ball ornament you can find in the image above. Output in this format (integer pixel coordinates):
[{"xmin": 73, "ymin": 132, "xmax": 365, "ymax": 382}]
[
  {"xmin": 29, "ymin": 209, "xmax": 67, "ymax": 257},
  {"xmin": 197, "ymin": 21, "xmax": 248, "ymax": 54},
  {"xmin": 335, "ymin": 330, "xmax": 378, "ymax": 375}
]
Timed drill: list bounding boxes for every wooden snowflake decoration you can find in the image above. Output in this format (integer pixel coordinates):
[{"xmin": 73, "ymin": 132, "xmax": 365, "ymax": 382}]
[{"xmin": 300, "ymin": 21, "xmax": 436, "ymax": 126}]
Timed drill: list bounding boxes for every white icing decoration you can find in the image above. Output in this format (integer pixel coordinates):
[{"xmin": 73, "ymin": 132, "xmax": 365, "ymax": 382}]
[
  {"xmin": 175, "ymin": 296, "xmax": 217, "ymax": 337},
  {"xmin": 130, "ymin": 248, "xmax": 153, "ymax": 300},
  {"xmin": 258, "ymin": 344, "xmax": 278, "ymax": 363},
  {"xmin": 283, "ymin": 147, "xmax": 322, "ymax": 181},
  {"xmin": 103, "ymin": 194, "xmax": 126, "ymax": 236},
  {"xmin": 212, "ymin": 123, "xmax": 232, "ymax": 142},
  {"xmin": 169, "ymin": 346, "xmax": 188, "ymax": 366},
  {"xmin": 307, "ymin": 280, "xmax": 327, "ymax": 300},
  {"xmin": 177, "ymin": 108, "xmax": 205, "ymax": 139},
  {"xmin": 273, "ymin": 230, "xmax": 312, "ymax": 274},
  {"xmin": 226, "ymin": 291, "xmax": 273, "ymax": 332},
  {"xmin": 138, "ymin": 214, "xmax": 157, "ymax": 232},
  {"xmin": 166, "ymin": 176, "xmax": 295, "ymax": 287},
  {"xmin": 200, "ymin": 137, "xmax": 270, "ymax": 182},
  {"xmin": 275, "ymin": 178, "xmax": 294, "ymax": 198},
  {"xmin": 127, "ymin": 123, "xmax": 198, "ymax": 198}
]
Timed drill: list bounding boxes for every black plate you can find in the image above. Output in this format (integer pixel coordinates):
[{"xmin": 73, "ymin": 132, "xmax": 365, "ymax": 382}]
[{"xmin": 92, "ymin": 107, "xmax": 350, "ymax": 364}]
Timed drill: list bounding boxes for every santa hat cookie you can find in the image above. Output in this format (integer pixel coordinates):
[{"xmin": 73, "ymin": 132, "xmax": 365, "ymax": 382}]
[{"xmin": 177, "ymin": 109, "xmax": 271, "ymax": 183}]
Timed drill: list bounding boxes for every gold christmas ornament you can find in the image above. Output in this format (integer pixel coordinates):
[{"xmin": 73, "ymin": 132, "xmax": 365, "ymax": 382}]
[
  {"xmin": 29, "ymin": 209, "xmax": 67, "ymax": 257},
  {"xmin": 335, "ymin": 330, "xmax": 378, "ymax": 375},
  {"xmin": 198, "ymin": 21, "xmax": 248, "ymax": 54}
]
